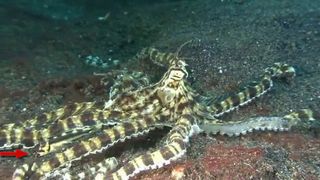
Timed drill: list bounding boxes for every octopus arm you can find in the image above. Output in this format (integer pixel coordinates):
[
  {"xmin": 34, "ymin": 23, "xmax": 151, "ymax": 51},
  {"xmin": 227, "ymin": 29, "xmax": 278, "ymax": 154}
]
[
  {"xmin": 200, "ymin": 109, "xmax": 319, "ymax": 136},
  {"xmin": 204, "ymin": 63, "xmax": 296, "ymax": 118},
  {"xmin": 97, "ymin": 114, "xmax": 200, "ymax": 180},
  {"xmin": 28, "ymin": 102, "xmax": 98, "ymax": 128},
  {"xmin": 132, "ymin": 47, "xmax": 176, "ymax": 67},
  {"xmin": 39, "ymin": 108, "xmax": 124, "ymax": 153},
  {"xmin": 12, "ymin": 117, "xmax": 157, "ymax": 180},
  {"xmin": 48, "ymin": 157, "xmax": 119, "ymax": 179},
  {"xmin": 0, "ymin": 102, "xmax": 118, "ymax": 151}
]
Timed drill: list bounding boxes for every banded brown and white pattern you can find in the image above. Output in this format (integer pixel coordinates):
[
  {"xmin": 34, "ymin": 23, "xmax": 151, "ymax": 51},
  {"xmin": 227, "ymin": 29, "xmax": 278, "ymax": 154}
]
[
  {"xmin": 206, "ymin": 63, "xmax": 296, "ymax": 118},
  {"xmin": 0, "ymin": 46, "xmax": 316, "ymax": 180}
]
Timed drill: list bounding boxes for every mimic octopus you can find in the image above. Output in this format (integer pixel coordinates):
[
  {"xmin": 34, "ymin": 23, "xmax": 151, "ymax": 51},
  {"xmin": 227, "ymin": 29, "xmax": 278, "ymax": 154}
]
[{"xmin": 0, "ymin": 44, "xmax": 319, "ymax": 180}]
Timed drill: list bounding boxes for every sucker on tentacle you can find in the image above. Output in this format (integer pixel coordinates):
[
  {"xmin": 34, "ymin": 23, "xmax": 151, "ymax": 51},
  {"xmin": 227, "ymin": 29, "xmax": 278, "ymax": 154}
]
[
  {"xmin": 98, "ymin": 115, "xmax": 197, "ymax": 180},
  {"xmin": 200, "ymin": 109, "xmax": 319, "ymax": 136},
  {"xmin": 51, "ymin": 157, "xmax": 119, "ymax": 180}
]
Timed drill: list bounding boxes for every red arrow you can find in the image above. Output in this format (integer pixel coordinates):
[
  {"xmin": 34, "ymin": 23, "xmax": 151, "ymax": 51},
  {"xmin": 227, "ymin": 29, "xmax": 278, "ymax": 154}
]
[{"xmin": 0, "ymin": 149, "xmax": 28, "ymax": 158}]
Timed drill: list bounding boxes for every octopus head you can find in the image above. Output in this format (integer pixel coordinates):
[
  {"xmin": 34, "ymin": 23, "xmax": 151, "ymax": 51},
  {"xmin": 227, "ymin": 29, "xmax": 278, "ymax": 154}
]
[
  {"xmin": 164, "ymin": 39, "xmax": 192, "ymax": 84},
  {"xmin": 168, "ymin": 59, "xmax": 188, "ymax": 81},
  {"xmin": 157, "ymin": 59, "xmax": 188, "ymax": 106}
]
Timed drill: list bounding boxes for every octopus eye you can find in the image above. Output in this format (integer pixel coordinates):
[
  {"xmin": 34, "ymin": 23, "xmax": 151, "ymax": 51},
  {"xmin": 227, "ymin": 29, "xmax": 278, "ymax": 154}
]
[{"xmin": 165, "ymin": 94, "xmax": 174, "ymax": 102}]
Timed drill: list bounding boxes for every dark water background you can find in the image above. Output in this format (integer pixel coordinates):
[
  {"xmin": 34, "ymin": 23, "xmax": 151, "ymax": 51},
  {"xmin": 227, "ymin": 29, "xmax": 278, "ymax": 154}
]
[{"xmin": 0, "ymin": 0, "xmax": 319, "ymax": 179}]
